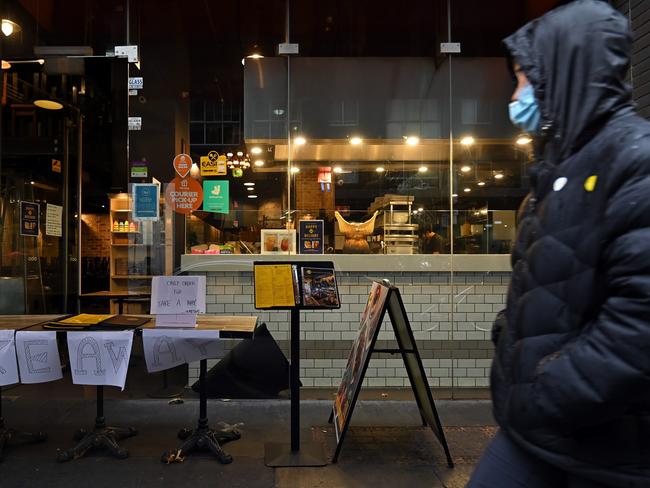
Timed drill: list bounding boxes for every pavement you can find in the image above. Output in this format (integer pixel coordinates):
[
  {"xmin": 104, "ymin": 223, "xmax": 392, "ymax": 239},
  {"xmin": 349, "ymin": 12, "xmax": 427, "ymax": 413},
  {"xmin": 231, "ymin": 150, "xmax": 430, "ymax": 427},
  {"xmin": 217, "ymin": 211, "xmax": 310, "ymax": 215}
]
[{"xmin": 0, "ymin": 390, "xmax": 495, "ymax": 488}]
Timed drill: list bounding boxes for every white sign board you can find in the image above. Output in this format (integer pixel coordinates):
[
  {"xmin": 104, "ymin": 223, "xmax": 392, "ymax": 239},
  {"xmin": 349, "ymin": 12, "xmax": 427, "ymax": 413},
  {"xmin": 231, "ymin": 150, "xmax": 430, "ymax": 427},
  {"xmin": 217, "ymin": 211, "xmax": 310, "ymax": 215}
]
[
  {"xmin": 67, "ymin": 331, "xmax": 134, "ymax": 390},
  {"xmin": 151, "ymin": 276, "xmax": 206, "ymax": 315},
  {"xmin": 128, "ymin": 116, "xmax": 142, "ymax": 131},
  {"xmin": 45, "ymin": 203, "xmax": 63, "ymax": 237},
  {"xmin": 142, "ymin": 329, "xmax": 220, "ymax": 372},
  {"xmin": 128, "ymin": 76, "xmax": 144, "ymax": 90},
  {"xmin": 0, "ymin": 330, "xmax": 19, "ymax": 386},
  {"xmin": 15, "ymin": 331, "xmax": 63, "ymax": 384}
]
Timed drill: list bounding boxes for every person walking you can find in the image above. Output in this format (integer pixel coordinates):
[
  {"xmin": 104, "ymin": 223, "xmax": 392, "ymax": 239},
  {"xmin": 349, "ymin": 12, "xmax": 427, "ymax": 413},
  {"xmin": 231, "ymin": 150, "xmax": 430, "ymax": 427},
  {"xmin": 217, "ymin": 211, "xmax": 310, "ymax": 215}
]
[{"xmin": 468, "ymin": 1, "xmax": 650, "ymax": 487}]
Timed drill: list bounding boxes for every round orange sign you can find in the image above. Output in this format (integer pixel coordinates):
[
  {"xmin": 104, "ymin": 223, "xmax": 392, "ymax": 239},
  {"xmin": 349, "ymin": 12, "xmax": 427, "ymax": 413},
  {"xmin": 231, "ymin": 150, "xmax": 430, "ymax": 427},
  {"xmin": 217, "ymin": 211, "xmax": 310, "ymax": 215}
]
[
  {"xmin": 165, "ymin": 176, "xmax": 203, "ymax": 214},
  {"xmin": 173, "ymin": 153, "xmax": 192, "ymax": 178}
]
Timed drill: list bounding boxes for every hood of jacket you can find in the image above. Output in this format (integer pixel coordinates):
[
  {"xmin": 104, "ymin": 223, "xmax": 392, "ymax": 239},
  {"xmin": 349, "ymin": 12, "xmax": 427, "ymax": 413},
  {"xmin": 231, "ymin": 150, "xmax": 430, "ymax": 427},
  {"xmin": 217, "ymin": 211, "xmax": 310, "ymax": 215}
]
[{"xmin": 504, "ymin": 0, "xmax": 634, "ymax": 163}]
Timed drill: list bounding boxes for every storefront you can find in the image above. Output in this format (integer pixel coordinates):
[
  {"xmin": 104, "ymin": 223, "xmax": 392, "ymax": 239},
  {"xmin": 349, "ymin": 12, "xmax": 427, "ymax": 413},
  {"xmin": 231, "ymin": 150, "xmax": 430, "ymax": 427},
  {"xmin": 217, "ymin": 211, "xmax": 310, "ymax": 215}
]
[{"xmin": 0, "ymin": 0, "xmax": 640, "ymax": 394}]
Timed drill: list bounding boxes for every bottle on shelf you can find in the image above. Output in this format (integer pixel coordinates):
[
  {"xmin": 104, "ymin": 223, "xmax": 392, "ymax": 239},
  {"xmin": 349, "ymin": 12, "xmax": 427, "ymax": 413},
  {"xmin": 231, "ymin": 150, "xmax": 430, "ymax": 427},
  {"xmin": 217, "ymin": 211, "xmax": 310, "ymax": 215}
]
[
  {"xmin": 124, "ymin": 220, "xmax": 129, "ymax": 232},
  {"xmin": 119, "ymin": 221, "xmax": 125, "ymax": 232},
  {"xmin": 113, "ymin": 220, "xmax": 119, "ymax": 232},
  {"xmin": 129, "ymin": 221, "xmax": 136, "ymax": 232}
]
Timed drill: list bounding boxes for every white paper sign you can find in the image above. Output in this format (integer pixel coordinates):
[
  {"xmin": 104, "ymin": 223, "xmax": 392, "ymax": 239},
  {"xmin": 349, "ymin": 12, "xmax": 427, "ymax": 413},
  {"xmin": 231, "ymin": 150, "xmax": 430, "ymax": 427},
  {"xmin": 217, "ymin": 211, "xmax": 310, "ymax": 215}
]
[
  {"xmin": 155, "ymin": 313, "xmax": 197, "ymax": 328},
  {"xmin": 15, "ymin": 331, "xmax": 63, "ymax": 384},
  {"xmin": 0, "ymin": 330, "xmax": 19, "ymax": 386},
  {"xmin": 142, "ymin": 329, "xmax": 220, "ymax": 372},
  {"xmin": 45, "ymin": 203, "xmax": 63, "ymax": 237},
  {"xmin": 151, "ymin": 276, "xmax": 206, "ymax": 315},
  {"xmin": 67, "ymin": 331, "xmax": 134, "ymax": 390}
]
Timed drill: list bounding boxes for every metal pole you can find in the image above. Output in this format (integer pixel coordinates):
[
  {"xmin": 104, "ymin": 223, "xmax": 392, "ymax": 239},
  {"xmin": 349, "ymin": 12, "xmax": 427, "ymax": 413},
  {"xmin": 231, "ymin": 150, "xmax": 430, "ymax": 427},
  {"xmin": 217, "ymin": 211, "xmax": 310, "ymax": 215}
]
[
  {"xmin": 63, "ymin": 120, "xmax": 70, "ymax": 312},
  {"xmin": 77, "ymin": 113, "xmax": 83, "ymax": 312},
  {"xmin": 285, "ymin": 0, "xmax": 292, "ymax": 230}
]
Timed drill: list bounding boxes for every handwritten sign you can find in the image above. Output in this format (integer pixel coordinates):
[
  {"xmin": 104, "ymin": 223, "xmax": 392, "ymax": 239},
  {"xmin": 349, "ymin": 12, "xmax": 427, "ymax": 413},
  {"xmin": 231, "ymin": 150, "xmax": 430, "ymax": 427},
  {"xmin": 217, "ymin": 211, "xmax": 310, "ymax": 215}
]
[
  {"xmin": 66, "ymin": 331, "xmax": 134, "ymax": 390},
  {"xmin": 142, "ymin": 329, "xmax": 220, "ymax": 372},
  {"xmin": 151, "ymin": 276, "xmax": 206, "ymax": 315},
  {"xmin": 0, "ymin": 330, "xmax": 19, "ymax": 386},
  {"xmin": 15, "ymin": 331, "xmax": 63, "ymax": 384}
]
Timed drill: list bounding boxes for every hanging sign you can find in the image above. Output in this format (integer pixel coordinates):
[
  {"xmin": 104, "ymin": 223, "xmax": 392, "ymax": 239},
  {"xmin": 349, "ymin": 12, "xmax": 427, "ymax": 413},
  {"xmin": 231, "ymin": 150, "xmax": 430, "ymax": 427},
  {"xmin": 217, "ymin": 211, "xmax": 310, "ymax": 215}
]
[
  {"xmin": 45, "ymin": 203, "xmax": 63, "ymax": 237},
  {"xmin": 128, "ymin": 76, "xmax": 144, "ymax": 90},
  {"xmin": 142, "ymin": 329, "xmax": 221, "ymax": 372},
  {"xmin": 15, "ymin": 331, "xmax": 63, "ymax": 384},
  {"xmin": 20, "ymin": 202, "xmax": 40, "ymax": 237},
  {"xmin": 128, "ymin": 116, "xmax": 142, "ymax": 131},
  {"xmin": 0, "ymin": 330, "xmax": 19, "ymax": 386},
  {"xmin": 67, "ymin": 331, "xmax": 134, "ymax": 390},
  {"xmin": 133, "ymin": 183, "xmax": 160, "ymax": 221},
  {"xmin": 299, "ymin": 220, "xmax": 324, "ymax": 254},
  {"xmin": 203, "ymin": 180, "xmax": 229, "ymax": 214},
  {"xmin": 130, "ymin": 160, "xmax": 148, "ymax": 178},
  {"xmin": 173, "ymin": 153, "xmax": 192, "ymax": 178},
  {"xmin": 165, "ymin": 176, "xmax": 203, "ymax": 214}
]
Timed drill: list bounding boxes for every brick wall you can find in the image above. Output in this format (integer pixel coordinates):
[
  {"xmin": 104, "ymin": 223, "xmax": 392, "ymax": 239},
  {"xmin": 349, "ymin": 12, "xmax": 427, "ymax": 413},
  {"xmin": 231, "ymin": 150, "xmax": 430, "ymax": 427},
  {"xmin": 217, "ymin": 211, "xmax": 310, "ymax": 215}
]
[
  {"xmin": 81, "ymin": 214, "xmax": 111, "ymax": 257},
  {"xmin": 188, "ymin": 270, "xmax": 508, "ymax": 389}
]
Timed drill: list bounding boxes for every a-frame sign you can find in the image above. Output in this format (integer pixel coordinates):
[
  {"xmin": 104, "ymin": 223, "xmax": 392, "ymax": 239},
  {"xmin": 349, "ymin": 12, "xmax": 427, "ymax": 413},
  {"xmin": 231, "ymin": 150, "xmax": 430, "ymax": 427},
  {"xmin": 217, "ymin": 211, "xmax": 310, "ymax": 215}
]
[{"xmin": 329, "ymin": 281, "xmax": 454, "ymax": 467}]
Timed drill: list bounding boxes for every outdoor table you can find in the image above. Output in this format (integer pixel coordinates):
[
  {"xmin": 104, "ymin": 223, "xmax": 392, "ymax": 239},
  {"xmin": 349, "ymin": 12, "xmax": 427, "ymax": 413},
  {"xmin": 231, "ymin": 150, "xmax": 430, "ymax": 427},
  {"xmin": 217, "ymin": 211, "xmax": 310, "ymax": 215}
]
[
  {"xmin": 0, "ymin": 315, "xmax": 66, "ymax": 461},
  {"xmin": 140, "ymin": 315, "xmax": 258, "ymax": 464},
  {"xmin": 80, "ymin": 291, "xmax": 151, "ymax": 315}
]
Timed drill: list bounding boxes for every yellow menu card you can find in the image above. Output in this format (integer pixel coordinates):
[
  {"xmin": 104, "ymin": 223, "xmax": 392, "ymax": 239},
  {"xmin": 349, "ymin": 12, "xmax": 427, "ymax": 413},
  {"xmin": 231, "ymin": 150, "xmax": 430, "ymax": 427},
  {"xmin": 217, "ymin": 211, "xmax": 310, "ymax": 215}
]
[
  {"xmin": 254, "ymin": 264, "xmax": 296, "ymax": 308},
  {"xmin": 58, "ymin": 314, "xmax": 116, "ymax": 325}
]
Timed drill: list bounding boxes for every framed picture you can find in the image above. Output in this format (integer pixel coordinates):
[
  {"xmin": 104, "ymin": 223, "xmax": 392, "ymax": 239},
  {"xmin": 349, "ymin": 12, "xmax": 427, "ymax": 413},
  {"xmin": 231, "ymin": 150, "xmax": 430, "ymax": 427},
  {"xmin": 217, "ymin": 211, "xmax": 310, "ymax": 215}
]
[{"xmin": 260, "ymin": 229, "xmax": 297, "ymax": 255}]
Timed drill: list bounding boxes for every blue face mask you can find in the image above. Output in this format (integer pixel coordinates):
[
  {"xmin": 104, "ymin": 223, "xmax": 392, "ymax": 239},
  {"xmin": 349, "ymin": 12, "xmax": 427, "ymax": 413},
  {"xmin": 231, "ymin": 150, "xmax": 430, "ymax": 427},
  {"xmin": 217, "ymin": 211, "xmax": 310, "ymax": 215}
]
[{"xmin": 509, "ymin": 83, "xmax": 541, "ymax": 134}]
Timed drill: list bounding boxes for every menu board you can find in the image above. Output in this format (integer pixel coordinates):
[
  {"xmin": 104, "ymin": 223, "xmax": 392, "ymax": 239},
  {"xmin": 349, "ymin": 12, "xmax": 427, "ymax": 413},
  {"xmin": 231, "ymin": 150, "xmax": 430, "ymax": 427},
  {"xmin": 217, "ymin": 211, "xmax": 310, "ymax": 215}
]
[
  {"xmin": 254, "ymin": 264, "xmax": 297, "ymax": 309},
  {"xmin": 20, "ymin": 202, "xmax": 40, "ymax": 237},
  {"xmin": 299, "ymin": 220, "xmax": 324, "ymax": 254}
]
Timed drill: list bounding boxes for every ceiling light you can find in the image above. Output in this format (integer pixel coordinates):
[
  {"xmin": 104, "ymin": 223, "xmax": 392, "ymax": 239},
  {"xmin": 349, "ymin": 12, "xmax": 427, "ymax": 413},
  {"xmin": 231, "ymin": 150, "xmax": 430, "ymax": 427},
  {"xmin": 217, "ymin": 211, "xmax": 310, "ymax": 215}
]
[
  {"xmin": 247, "ymin": 187, "xmax": 255, "ymax": 191},
  {"xmin": 418, "ymin": 166, "xmax": 428, "ymax": 173},
  {"xmin": 190, "ymin": 162, "xmax": 200, "ymax": 178},
  {"xmin": 242, "ymin": 53, "xmax": 264, "ymax": 66},
  {"xmin": 460, "ymin": 136, "xmax": 475, "ymax": 146},
  {"xmin": 244, "ymin": 182, "xmax": 255, "ymax": 186},
  {"xmin": 236, "ymin": 151, "xmax": 244, "ymax": 157},
  {"xmin": 294, "ymin": 136, "xmax": 306, "ymax": 146},
  {"xmin": 460, "ymin": 165, "xmax": 471, "ymax": 173},
  {"xmin": 1, "ymin": 19, "xmax": 21, "ymax": 37},
  {"xmin": 250, "ymin": 147, "xmax": 262, "ymax": 155},
  {"xmin": 349, "ymin": 136, "xmax": 362, "ymax": 145},
  {"xmin": 464, "ymin": 187, "xmax": 471, "ymax": 193},
  {"xmin": 34, "ymin": 100, "xmax": 63, "ymax": 110},
  {"xmin": 418, "ymin": 207, "xmax": 424, "ymax": 212},
  {"xmin": 290, "ymin": 166, "xmax": 300, "ymax": 173},
  {"xmin": 1, "ymin": 60, "xmax": 10, "ymax": 69},
  {"xmin": 376, "ymin": 166, "xmax": 385, "ymax": 173},
  {"xmin": 405, "ymin": 136, "xmax": 419, "ymax": 146},
  {"xmin": 333, "ymin": 166, "xmax": 343, "ymax": 173},
  {"xmin": 248, "ymin": 194, "xmax": 258, "ymax": 199},
  {"xmin": 494, "ymin": 173, "xmax": 504, "ymax": 180},
  {"xmin": 254, "ymin": 160, "xmax": 264, "ymax": 167},
  {"xmin": 226, "ymin": 152, "xmax": 233, "ymax": 157},
  {"xmin": 516, "ymin": 135, "xmax": 533, "ymax": 145},
  {"xmin": 273, "ymin": 108, "xmax": 285, "ymax": 116},
  {"xmin": 451, "ymin": 193, "xmax": 458, "ymax": 198},
  {"xmin": 30, "ymin": 181, "xmax": 34, "ymax": 185},
  {"xmin": 477, "ymin": 181, "xmax": 486, "ymax": 186}
]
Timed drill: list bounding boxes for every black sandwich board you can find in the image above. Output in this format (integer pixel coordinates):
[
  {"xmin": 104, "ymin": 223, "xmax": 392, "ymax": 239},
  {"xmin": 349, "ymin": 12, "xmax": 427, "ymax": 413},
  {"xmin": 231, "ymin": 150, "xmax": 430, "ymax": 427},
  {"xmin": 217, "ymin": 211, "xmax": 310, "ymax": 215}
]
[{"xmin": 329, "ymin": 280, "xmax": 454, "ymax": 467}]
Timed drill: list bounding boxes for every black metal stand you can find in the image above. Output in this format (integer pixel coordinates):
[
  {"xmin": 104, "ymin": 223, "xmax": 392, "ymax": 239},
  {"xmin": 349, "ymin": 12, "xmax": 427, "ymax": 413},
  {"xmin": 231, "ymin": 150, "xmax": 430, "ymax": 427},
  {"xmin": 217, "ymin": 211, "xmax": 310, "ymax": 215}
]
[
  {"xmin": 167, "ymin": 358, "xmax": 241, "ymax": 464},
  {"xmin": 265, "ymin": 308, "xmax": 326, "ymax": 467},
  {"xmin": 56, "ymin": 385, "xmax": 137, "ymax": 462},
  {"xmin": 0, "ymin": 386, "xmax": 47, "ymax": 461}
]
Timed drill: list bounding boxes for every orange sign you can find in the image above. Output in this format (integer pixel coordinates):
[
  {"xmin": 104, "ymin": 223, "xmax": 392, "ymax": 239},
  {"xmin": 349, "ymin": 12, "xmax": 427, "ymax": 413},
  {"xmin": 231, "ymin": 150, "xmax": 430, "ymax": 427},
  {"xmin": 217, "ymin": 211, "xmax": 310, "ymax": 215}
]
[
  {"xmin": 165, "ymin": 176, "xmax": 203, "ymax": 214},
  {"xmin": 173, "ymin": 153, "xmax": 192, "ymax": 178}
]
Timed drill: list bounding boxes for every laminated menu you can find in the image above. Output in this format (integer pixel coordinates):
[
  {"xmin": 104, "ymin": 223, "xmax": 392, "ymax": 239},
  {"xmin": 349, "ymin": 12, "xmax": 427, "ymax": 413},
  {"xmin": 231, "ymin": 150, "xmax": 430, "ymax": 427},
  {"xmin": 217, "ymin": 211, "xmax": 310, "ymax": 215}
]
[
  {"xmin": 254, "ymin": 264, "xmax": 297, "ymax": 309},
  {"xmin": 300, "ymin": 267, "xmax": 340, "ymax": 308}
]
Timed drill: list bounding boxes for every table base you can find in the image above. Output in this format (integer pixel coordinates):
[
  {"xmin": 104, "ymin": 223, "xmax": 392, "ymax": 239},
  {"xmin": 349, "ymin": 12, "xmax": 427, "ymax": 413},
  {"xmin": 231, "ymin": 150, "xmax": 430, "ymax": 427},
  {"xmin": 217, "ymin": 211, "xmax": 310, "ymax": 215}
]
[
  {"xmin": 264, "ymin": 441, "xmax": 327, "ymax": 467},
  {"xmin": 171, "ymin": 422, "xmax": 240, "ymax": 464},
  {"xmin": 56, "ymin": 418, "xmax": 137, "ymax": 462},
  {"xmin": 0, "ymin": 421, "xmax": 47, "ymax": 461}
]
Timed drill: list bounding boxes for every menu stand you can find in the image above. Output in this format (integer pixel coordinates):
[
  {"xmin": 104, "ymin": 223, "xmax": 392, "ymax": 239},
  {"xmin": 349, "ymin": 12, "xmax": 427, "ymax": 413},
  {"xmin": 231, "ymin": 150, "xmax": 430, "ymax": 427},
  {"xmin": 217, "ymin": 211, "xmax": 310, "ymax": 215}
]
[
  {"xmin": 56, "ymin": 385, "xmax": 137, "ymax": 462},
  {"xmin": 0, "ymin": 386, "xmax": 47, "ymax": 461}
]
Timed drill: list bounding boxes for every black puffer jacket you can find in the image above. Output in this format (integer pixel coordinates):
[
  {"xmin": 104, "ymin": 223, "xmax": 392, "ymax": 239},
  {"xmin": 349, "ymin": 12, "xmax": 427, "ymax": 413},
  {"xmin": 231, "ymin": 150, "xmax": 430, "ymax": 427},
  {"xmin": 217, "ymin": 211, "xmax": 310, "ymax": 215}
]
[{"xmin": 493, "ymin": 1, "xmax": 650, "ymax": 486}]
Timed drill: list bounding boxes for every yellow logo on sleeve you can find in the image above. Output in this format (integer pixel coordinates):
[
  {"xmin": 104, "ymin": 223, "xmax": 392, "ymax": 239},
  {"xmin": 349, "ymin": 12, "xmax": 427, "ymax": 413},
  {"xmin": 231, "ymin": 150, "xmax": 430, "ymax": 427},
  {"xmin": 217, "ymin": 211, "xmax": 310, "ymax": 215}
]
[{"xmin": 584, "ymin": 175, "xmax": 598, "ymax": 192}]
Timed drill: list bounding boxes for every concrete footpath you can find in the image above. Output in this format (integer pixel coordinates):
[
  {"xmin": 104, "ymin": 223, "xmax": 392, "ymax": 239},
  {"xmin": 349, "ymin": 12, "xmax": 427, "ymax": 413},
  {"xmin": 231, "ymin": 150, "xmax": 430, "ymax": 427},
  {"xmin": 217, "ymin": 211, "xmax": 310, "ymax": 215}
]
[{"xmin": 0, "ymin": 395, "xmax": 495, "ymax": 487}]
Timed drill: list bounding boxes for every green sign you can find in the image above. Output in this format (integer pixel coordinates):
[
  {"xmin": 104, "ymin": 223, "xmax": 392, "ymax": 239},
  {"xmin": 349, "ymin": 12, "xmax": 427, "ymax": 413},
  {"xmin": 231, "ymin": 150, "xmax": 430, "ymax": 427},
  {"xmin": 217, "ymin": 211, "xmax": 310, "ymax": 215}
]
[{"xmin": 203, "ymin": 180, "xmax": 229, "ymax": 214}]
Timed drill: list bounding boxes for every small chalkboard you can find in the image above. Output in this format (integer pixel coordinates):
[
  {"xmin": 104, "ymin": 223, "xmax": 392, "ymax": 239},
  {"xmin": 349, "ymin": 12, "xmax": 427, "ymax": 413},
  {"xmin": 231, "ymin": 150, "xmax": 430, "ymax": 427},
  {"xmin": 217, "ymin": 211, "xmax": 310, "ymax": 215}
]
[{"xmin": 330, "ymin": 282, "xmax": 453, "ymax": 467}]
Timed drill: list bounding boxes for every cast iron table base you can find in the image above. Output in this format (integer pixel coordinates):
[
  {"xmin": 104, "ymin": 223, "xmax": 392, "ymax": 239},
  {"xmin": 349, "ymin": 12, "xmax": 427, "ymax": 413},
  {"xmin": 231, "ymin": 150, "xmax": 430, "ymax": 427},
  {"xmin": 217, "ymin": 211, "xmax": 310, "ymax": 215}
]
[
  {"xmin": 0, "ymin": 386, "xmax": 47, "ymax": 461},
  {"xmin": 57, "ymin": 385, "xmax": 137, "ymax": 462}
]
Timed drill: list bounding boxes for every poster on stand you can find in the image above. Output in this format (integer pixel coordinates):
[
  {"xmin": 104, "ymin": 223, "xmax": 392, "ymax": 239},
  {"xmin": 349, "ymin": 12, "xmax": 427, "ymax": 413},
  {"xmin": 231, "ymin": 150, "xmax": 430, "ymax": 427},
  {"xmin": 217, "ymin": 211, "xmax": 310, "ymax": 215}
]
[
  {"xmin": 299, "ymin": 220, "xmax": 324, "ymax": 254},
  {"xmin": 133, "ymin": 183, "xmax": 160, "ymax": 221},
  {"xmin": 20, "ymin": 202, "xmax": 40, "ymax": 237}
]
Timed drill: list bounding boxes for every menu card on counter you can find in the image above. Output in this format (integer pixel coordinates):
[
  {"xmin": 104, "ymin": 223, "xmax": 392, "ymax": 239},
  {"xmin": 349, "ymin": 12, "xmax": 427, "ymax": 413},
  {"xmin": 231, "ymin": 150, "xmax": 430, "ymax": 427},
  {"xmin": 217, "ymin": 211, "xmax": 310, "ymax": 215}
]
[{"xmin": 253, "ymin": 264, "xmax": 297, "ymax": 309}]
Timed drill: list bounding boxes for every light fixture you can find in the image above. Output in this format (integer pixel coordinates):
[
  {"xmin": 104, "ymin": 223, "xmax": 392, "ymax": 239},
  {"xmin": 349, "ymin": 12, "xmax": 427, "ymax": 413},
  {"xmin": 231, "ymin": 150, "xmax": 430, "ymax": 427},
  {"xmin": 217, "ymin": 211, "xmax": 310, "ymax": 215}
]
[
  {"xmin": 250, "ymin": 146, "xmax": 262, "ymax": 155},
  {"xmin": 460, "ymin": 165, "xmax": 472, "ymax": 173},
  {"xmin": 1, "ymin": 60, "xmax": 10, "ymax": 69},
  {"xmin": 418, "ymin": 207, "xmax": 424, "ymax": 212},
  {"xmin": 516, "ymin": 135, "xmax": 533, "ymax": 146},
  {"xmin": 273, "ymin": 108, "xmax": 285, "ymax": 116},
  {"xmin": 464, "ymin": 187, "xmax": 471, "ymax": 193},
  {"xmin": 244, "ymin": 182, "xmax": 255, "ymax": 186},
  {"xmin": 190, "ymin": 162, "xmax": 200, "ymax": 179},
  {"xmin": 451, "ymin": 193, "xmax": 458, "ymax": 198},
  {"xmin": 1, "ymin": 19, "xmax": 21, "ymax": 37},
  {"xmin": 34, "ymin": 100, "xmax": 63, "ymax": 110},
  {"xmin": 418, "ymin": 166, "xmax": 428, "ymax": 173},
  {"xmin": 242, "ymin": 53, "xmax": 264, "ymax": 66},
  {"xmin": 290, "ymin": 166, "xmax": 300, "ymax": 174},
  {"xmin": 333, "ymin": 166, "xmax": 343, "ymax": 173},
  {"xmin": 254, "ymin": 160, "xmax": 264, "ymax": 167},
  {"xmin": 294, "ymin": 136, "xmax": 306, "ymax": 146},
  {"xmin": 460, "ymin": 136, "xmax": 475, "ymax": 146},
  {"xmin": 247, "ymin": 187, "xmax": 255, "ymax": 191},
  {"xmin": 236, "ymin": 151, "xmax": 244, "ymax": 157},
  {"xmin": 477, "ymin": 181, "xmax": 486, "ymax": 186},
  {"xmin": 494, "ymin": 173, "xmax": 504, "ymax": 180},
  {"xmin": 227, "ymin": 152, "xmax": 234, "ymax": 157},
  {"xmin": 248, "ymin": 194, "xmax": 258, "ymax": 198},
  {"xmin": 349, "ymin": 136, "xmax": 362, "ymax": 145},
  {"xmin": 376, "ymin": 166, "xmax": 385, "ymax": 173},
  {"xmin": 30, "ymin": 181, "xmax": 34, "ymax": 185},
  {"xmin": 405, "ymin": 135, "xmax": 419, "ymax": 146}
]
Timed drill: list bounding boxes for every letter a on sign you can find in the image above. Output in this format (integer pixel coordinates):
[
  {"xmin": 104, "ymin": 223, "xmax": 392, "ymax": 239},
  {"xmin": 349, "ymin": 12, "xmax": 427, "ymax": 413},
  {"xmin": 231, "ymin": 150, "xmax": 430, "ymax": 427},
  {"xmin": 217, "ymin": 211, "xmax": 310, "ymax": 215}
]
[{"xmin": 67, "ymin": 332, "xmax": 134, "ymax": 390}]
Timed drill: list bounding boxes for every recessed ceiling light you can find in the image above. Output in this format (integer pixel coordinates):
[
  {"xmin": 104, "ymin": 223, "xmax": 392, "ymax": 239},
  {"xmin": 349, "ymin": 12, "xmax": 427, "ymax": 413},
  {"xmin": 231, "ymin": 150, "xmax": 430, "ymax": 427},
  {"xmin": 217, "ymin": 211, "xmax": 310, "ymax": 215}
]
[
  {"xmin": 254, "ymin": 160, "xmax": 264, "ymax": 167},
  {"xmin": 494, "ymin": 173, "xmax": 504, "ymax": 180},
  {"xmin": 250, "ymin": 147, "xmax": 262, "ymax": 155},
  {"xmin": 247, "ymin": 187, "xmax": 255, "ymax": 191},
  {"xmin": 34, "ymin": 100, "xmax": 63, "ymax": 110},
  {"xmin": 30, "ymin": 181, "xmax": 35, "ymax": 185},
  {"xmin": 294, "ymin": 136, "xmax": 306, "ymax": 146},
  {"xmin": 236, "ymin": 151, "xmax": 244, "ymax": 157},
  {"xmin": 460, "ymin": 136, "xmax": 475, "ymax": 146},
  {"xmin": 248, "ymin": 194, "xmax": 258, "ymax": 198},
  {"xmin": 1, "ymin": 19, "xmax": 21, "ymax": 37},
  {"xmin": 273, "ymin": 108, "xmax": 285, "ymax": 115},
  {"xmin": 418, "ymin": 207, "xmax": 424, "ymax": 212},
  {"xmin": 464, "ymin": 187, "xmax": 471, "ymax": 193},
  {"xmin": 477, "ymin": 181, "xmax": 486, "ymax": 186},
  {"xmin": 451, "ymin": 193, "xmax": 458, "ymax": 198},
  {"xmin": 516, "ymin": 135, "xmax": 533, "ymax": 145},
  {"xmin": 333, "ymin": 166, "xmax": 343, "ymax": 173},
  {"xmin": 405, "ymin": 136, "xmax": 419, "ymax": 146},
  {"xmin": 376, "ymin": 166, "xmax": 385, "ymax": 173},
  {"xmin": 290, "ymin": 166, "xmax": 300, "ymax": 173},
  {"xmin": 418, "ymin": 166, "xmax": 428, "ymax": 173},
  {"xmin": 460, "ymin": 165, "xmax": 471, "ymax": 173},
  {"xmin": 227, "ymin": 152, "xmax": 233, "ymax": 158},
  {"xmin": 349, "ymin": 136, "xmax": 362, "ymax": 145},
  {"xmin": 244, "ymin": 182, "xmax": 255, "ymax": 186}
]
